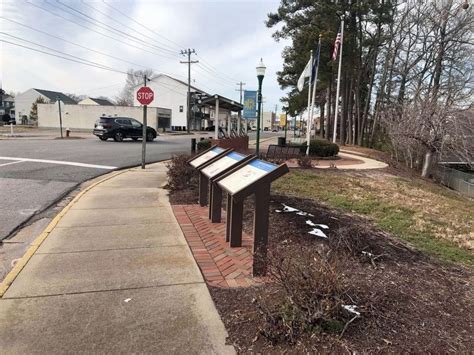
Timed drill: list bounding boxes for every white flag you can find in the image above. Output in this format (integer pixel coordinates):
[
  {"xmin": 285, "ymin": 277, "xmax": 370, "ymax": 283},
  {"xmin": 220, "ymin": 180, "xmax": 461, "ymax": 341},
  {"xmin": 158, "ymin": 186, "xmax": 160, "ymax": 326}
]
[{"xmin": 297, "ymin": 58, "xmax": 312, "ymax": 92}]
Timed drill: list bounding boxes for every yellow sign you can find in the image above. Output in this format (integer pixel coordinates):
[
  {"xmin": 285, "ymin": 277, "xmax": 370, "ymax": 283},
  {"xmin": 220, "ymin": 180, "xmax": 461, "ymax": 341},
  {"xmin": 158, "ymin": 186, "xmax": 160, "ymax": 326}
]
[{"xmin": 279, "ymin": 114, "xmax": 286, "ymax": 127}]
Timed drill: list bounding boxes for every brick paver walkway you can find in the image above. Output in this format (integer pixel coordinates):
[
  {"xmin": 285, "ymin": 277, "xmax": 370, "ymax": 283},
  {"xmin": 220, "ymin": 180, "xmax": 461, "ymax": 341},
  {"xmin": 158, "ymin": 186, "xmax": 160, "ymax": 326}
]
[{"xmin": 172, "ymin": 205, "xmax": 261, "ymax": 288}]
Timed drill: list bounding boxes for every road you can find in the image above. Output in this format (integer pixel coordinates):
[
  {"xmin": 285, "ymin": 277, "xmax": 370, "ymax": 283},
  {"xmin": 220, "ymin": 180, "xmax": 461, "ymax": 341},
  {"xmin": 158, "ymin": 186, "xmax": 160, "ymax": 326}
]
[
  {"xmin": 0, "ymin": 131, "xmax": 281, "ymax": 241},
  {"xmin": 0, "ymin": 134, "xmax": 196, "ymax": 240}
]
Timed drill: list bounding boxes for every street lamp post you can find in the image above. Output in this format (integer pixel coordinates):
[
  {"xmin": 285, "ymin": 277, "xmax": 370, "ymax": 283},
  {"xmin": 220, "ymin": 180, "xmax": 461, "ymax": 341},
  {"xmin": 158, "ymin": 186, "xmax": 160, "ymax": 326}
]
[{"xmin": 256, "ymin": 58, "xmax": 266, "ymax": 156}]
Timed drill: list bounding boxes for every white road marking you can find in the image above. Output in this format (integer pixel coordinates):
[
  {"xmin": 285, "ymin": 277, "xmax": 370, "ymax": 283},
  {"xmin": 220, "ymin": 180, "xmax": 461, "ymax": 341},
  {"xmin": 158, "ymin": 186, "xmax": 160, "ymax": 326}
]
[
  {"xmin": 0, "ymin": 160, "xmax": 25, "ymax": 167},
  {"xmin": 0, "ymin": 157, "xmax": 117, "ymax": 170}
]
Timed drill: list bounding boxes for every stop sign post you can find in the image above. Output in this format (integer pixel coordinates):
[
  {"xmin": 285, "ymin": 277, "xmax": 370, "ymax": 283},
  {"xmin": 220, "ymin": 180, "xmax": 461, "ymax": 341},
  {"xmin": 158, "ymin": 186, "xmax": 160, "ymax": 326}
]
[{"xmin": 137, "ymin": 84, "xmax": 154, "ymax": 169}]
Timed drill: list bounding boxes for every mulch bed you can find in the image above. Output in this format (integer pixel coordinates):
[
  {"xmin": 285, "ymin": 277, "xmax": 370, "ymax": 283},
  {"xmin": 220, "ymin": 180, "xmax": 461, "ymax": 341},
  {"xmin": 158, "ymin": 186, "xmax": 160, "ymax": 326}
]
[{"xmin": 168, "ymin": 188, "xmax": 473, "ymax": 353}]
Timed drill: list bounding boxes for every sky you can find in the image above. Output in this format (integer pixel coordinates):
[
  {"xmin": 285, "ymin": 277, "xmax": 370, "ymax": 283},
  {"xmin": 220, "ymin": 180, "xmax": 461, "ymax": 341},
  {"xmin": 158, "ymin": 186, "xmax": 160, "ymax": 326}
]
[{"xmin": 1, "ymin": 0, "xmax": 290, "ymax": 115}]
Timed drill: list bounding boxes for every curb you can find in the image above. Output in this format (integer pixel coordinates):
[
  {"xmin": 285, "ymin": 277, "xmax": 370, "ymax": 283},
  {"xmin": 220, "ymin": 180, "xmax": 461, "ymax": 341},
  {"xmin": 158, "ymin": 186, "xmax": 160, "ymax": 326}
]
[{"xmin": 0, "ymin": 169, "xmax": 129, "ymax": 298}]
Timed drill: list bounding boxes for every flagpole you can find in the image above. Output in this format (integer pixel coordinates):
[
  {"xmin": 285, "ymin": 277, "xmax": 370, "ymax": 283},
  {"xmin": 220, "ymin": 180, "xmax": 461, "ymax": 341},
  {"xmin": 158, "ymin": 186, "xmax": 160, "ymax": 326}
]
[
  {"xmin": 307, "ymin": 35, "xmax": 322, "ymax": 156},
  {"xmin": 332, "ymin": 17, "xmax": 344, "ymax": 143},
  {"xmin": 306, "ymin": 50, "xmax": 313, "ymax": 151}
]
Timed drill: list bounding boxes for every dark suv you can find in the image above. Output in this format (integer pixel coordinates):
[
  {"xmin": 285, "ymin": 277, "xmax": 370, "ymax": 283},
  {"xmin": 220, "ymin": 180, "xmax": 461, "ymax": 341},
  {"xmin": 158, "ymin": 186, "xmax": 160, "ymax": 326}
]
[{"xmin": 93, "ymin": 117, "xmax": 157, "ymax": 142}]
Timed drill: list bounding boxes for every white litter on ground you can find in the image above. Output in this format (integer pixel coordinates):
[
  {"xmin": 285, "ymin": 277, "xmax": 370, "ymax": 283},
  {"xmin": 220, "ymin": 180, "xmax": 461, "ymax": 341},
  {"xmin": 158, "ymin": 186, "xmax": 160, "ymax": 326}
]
[
  {"xmin": 361, "ymin": 251, "xmax": 374, "ymax": 258},
  {"xmin": 308, "ymin": 228, "xmax": 328, "ymax": 239},
  {"xmin": 296, "ymin": 211, "xmax": 315, "ymax": 217},
  {"xmin": 342, "ymin": 305, "xmax": 360, "ymax": 316},
  {"xmin": 124, "ymin": 298, "xmax": 132, "ymax": 303},
  {"xmin": 306, "ymin": 220, "xmax": 317, "ymax": 227},
  {"xmin": 281, "ymin": 204, "xmax": 299, "ymax": 213}
]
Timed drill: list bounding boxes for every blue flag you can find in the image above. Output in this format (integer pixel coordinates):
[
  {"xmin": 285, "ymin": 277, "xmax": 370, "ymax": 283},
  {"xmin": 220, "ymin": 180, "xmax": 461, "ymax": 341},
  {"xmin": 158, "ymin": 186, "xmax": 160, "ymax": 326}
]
[{"xmin": 311, "ymin": 43, "xmax": 320, "ymax": 84}]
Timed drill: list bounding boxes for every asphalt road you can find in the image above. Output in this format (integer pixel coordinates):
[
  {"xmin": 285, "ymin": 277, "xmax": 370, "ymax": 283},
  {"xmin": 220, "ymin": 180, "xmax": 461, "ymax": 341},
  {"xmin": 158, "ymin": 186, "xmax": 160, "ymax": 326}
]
[
  {"xmin": 0, "ymin": 134, "xmax": 195, "ymax": 240},
  {"xmin": 0, "ymin": 131, "xmax": 282, "ymax": 241}
]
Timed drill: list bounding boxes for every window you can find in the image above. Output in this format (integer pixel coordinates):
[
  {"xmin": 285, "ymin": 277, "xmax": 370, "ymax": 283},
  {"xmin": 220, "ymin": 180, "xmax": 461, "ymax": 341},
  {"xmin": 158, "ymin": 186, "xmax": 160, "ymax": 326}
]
[
  {"xmin": 179, "ymin": 105, "xmax": 184, "ymax": 112},
  {"xmin": 131, "ymin": 119, "xmax": 142, "ymax": 128}
]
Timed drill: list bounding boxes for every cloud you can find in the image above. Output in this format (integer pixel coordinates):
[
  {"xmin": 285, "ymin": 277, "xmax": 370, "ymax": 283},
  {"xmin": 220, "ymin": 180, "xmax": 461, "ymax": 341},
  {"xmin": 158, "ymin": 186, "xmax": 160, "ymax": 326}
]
[{"xmin": 1, "ymin": 0, "xmax": 290, "ymax": 112}]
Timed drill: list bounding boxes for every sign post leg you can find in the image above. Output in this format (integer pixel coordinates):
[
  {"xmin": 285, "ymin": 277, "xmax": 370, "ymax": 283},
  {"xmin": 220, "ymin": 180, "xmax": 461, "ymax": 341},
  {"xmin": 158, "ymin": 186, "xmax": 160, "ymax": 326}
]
[
  {"xmin": 199, "ymin": 173, "xmax": 208, "ymax": 207},
  {"xmin": 253, "ymin": 183, "xmax": 271, "ymax": 276},
  {"xmin": 225, "ymin": 195, "xmax": 232, "ymax": 242},
  {"xmin": 229, "ymin": 198, "xmax": 244, "ymax": 247},
  {"xmin": 210, "ymin": 183, "xmax": 223, "ymax": 223}
]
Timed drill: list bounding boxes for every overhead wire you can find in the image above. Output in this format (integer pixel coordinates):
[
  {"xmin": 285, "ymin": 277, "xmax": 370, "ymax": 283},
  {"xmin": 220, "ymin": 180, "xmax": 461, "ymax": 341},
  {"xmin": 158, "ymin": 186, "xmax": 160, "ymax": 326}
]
[
  {"xmin": 81, "ymin": 1, "xmax": 180, "ymax": 55},
  {"xmin": 101, "ymin": 0, "xmax": 184, "ymax": 51},
  {"xmin": 0, "ymin": 17, "xmax": 152, "ymax": 71},
  {"xmin": 99, "ymin": 0, "xmax": 241, "ymax": 87},
  {"xmin": 53, "ymin": 0, "xmax": 178, "ymax": 57},
  {"xmin": 24, "ymin": 0, "xmax": 177, "ymax": 61}
]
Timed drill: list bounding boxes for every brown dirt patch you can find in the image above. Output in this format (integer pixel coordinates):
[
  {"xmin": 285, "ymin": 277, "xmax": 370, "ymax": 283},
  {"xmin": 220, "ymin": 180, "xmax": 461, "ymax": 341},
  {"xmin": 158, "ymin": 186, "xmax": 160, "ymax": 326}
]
[{"xmin": 209, "ymin": 195, "xmax": 473, "ymax": 353}]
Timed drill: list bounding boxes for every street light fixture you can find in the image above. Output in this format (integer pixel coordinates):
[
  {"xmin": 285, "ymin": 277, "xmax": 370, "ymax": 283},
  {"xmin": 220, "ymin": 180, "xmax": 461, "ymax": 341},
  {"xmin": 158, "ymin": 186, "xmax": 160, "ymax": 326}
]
[{"xmin": 255, "ymin": 58, "xmax": 266, "ymax": 155}]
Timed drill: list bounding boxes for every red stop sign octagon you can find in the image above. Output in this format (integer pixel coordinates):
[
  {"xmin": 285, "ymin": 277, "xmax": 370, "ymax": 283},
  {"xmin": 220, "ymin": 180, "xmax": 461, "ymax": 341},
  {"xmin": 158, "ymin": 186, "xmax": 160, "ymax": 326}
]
[{"xmin": 137, "ymin": 86, "xmax": 154, "ymax": 105}]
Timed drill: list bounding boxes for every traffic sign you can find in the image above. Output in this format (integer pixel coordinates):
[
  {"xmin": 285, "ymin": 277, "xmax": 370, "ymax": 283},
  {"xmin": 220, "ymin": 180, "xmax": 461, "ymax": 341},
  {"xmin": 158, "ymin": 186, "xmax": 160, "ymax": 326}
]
[{"xmin": 137, "ymin": 87, "xmax": 154, "ymax": 105}]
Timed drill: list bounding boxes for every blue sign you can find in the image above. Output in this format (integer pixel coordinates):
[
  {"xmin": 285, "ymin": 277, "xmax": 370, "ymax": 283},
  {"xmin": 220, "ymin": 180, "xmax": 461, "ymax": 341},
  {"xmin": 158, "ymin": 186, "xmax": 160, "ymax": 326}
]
[
  {"xmin": 227, "ymin": 152, "xmax": 245, "ymax": 161},
  {"xmin": 212, "ymin": 147, "xmax": 225, "ymax": 154},
  {"xmin": 243, "ymin": 90, "xmax": 257, "ymax": 119},
  {"xmin": 249, "ymin": 160, "xmax": 278, "ymax": 172}
]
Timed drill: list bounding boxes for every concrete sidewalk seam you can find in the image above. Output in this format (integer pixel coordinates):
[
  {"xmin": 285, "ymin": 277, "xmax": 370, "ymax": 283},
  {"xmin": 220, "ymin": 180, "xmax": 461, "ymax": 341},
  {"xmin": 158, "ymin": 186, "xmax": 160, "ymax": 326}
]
[
  {"xmin": 0, "ymin": 169, "xmax": 130, "ymax": 298},
  {"xmin": 0, "ymin": 281, "xmax": 205, "ymax": 300},
  {"xmin": 35, "ymin": 244, "xmax": 188, "ymax": 255}
]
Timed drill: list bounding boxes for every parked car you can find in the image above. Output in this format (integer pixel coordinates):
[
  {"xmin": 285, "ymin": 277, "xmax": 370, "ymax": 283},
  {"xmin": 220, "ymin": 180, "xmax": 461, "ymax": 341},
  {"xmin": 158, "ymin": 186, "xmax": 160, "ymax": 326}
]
[
  {"xmin": 93, "ymin": 117, "xmax": 157, "ymax": 142},
  {"xmin": 1, "ymin": 114, "xmax": 15, "ymax": 125}
]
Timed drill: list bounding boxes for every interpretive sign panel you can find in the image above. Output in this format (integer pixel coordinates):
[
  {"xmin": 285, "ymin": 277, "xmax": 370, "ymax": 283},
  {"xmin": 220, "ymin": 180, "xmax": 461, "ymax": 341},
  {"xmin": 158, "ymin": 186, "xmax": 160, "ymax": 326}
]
[
  {"xmin": 201, "ymin": 151, "xmax": 247, "ymax": 178},
  {"xmin": 218, "ymin": 159, "xmax": 278, "ymax": 194},
  {"xmin": 189, "ymin": 146, "xmax": 226, "ymax": 168}
]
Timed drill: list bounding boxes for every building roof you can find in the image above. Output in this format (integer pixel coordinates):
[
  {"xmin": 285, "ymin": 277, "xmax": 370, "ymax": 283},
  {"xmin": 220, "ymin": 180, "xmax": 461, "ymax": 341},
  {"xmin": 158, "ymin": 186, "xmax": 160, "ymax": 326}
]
[
  {"xmin": 153, "ymin": 74, "xmax": 208, "ymax": 94},
  {"xmin": 88, "ymin": 97, "xmax": 114, "ymax": 106},
  {"xmin": 33, "ymin": 89, "xmax": 77, "ymax": 104},
  {"xmin": 201, "ymin": 94, "xmax": 243, "ymax": 112},
  {"xmin": 1, "ymin": 95, "xmax": 15, "ymax": 102}
]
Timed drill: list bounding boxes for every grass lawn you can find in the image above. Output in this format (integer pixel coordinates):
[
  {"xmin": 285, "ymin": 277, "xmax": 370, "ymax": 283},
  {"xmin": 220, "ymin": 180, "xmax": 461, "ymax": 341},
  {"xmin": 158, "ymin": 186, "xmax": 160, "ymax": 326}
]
[{"xmin": 273, "ymin": 169, "xmax": 474, "ymax": 266}]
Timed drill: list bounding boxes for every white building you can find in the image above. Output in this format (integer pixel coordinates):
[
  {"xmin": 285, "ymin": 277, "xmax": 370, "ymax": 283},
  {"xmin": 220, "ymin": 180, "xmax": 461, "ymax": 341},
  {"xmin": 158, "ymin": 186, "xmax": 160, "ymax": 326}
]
[
  {"xmin": 15, "ymin": 88, "xmax": 77, "ymax": 124},
  {"xmin": 38, "ymin": 103, "xmax": 171, "ymax": 131},
  {"xmin": 133, "ymin": 74, "xmax": 242, "ymax": 132}
]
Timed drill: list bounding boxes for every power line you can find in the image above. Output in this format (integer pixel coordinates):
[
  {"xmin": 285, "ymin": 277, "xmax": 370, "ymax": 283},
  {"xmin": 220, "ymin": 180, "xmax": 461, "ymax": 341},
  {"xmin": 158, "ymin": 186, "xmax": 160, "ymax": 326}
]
[
  {"xmin": 1, "ymin": 39, "xmax": 130, "ymax": 75},
  {"xmin": 53, "ymin": 0, "xmax": 177, "ymax": 57},
  {"xmin": 87, "ymin": 0, "xmax": 240, "ymax": 86},
  {"xmin": 80, "ymin": 1, "xmax": 180, "ymax": 55},
  {"xmin": 25, "ymin": 0, "xmax": 177, "ymax": 61},
  {"xmin": 101, "ymin": 0, "xmax": 185, "ymax": 51},
  {"xmin": 0, "ymin": 17, "xmax": 152, "ymax": 70}
]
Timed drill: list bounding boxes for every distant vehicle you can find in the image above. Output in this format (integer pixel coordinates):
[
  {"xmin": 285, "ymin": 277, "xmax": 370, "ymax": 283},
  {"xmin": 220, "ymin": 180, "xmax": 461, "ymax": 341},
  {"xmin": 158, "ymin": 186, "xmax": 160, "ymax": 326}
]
[
  {"xmin": 272, "ymin": 128, "xmax": 278, "ymax": 132},
  {"xmin": 204, "ymin": 125, "xmax": 215, "ymax": 131},
  {"xmin": 93, "ymin": 117, "xmax": 157, "ymax": 142},
  {"xmin": 1, "ymin": 114, "xmax": 15, "ymax": 125}
]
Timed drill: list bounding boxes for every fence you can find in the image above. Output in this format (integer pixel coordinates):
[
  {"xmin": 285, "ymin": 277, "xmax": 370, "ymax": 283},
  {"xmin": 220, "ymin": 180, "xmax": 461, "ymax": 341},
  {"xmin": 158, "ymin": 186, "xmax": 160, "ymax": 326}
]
[{"xmin": 433, "ymin": 165, "xmax": 474, "ymax": 198}]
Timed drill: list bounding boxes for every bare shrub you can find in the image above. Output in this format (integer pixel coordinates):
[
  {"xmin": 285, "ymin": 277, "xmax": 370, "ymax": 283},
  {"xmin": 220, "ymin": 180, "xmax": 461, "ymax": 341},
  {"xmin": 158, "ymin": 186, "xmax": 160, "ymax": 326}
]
[
  {"xmin": 165, "ymin": 154, "xmax": 198, "ymax": 191},
  {"xmin": 297, "ymin": 155, "xmax": 313, "ymax": 169},
  {"xmin": 255, "ymin": 246, "xmax": 352, "ymax": 344}
]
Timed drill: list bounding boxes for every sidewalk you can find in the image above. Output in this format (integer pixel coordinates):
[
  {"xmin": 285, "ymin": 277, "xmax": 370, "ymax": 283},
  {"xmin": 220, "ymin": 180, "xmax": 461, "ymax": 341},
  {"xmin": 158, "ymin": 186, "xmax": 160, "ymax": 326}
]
[{"xmin": 0, "ymin": 163, "xmax": 234, "ymax": 354}]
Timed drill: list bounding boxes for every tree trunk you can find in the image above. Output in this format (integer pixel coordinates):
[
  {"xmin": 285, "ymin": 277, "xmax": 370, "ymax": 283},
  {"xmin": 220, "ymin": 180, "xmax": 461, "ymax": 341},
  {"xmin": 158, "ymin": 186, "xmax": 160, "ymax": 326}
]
[{"xmin": 421, "ymin": 149, "xmax": 435, "ymax": 178}]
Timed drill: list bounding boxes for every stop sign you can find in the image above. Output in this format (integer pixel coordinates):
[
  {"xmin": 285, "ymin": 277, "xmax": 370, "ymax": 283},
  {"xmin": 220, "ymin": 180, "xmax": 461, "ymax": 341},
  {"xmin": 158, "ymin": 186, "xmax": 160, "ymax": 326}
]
[{"xmin": 137, "ymin": 86, "xmax": 154, "ymax": 105}]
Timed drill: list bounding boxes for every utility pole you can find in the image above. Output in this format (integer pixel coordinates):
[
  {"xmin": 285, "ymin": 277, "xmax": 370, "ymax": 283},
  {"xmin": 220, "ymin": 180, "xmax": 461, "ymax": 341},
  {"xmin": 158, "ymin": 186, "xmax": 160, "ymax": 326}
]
[
  {"xmin": 56, "ymin": 96, "xmax": 63, "ymax": 139},
  {"xmin": 180, "ymin": 48, "xmax": 198, "ymax": 133},
  {"xmin": 235, "ymin": 81, "xmax": 246, "ymax": 135}
]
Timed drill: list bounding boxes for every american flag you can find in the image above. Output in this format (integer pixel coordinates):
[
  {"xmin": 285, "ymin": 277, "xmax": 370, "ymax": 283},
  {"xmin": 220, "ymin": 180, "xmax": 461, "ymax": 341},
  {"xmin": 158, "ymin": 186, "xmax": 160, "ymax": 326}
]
[{"xmin": 332, "ymin": 32, "xmax": 342, "ymax": 61}]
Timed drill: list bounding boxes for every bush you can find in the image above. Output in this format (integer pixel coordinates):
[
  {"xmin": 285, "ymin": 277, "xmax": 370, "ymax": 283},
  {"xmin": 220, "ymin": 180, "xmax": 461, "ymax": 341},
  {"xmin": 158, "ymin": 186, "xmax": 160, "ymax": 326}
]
[
  {"xmin": 298, "ymin": 140, "xmax": 339, "ymax": 157},
  {"xmin": 197, "ymin": 139, "xmax": 212, "ymax": 151},
  {"xmin": 165, "ymin": 154, "xmax": 199, "ymax": 191},
  {"xmin": 297, "ymin": 155, "xmax": 313, "ymax": 169},
  {"xmin": 255, "ymin": 247, "xmax": 351, "ymax": 344}
]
